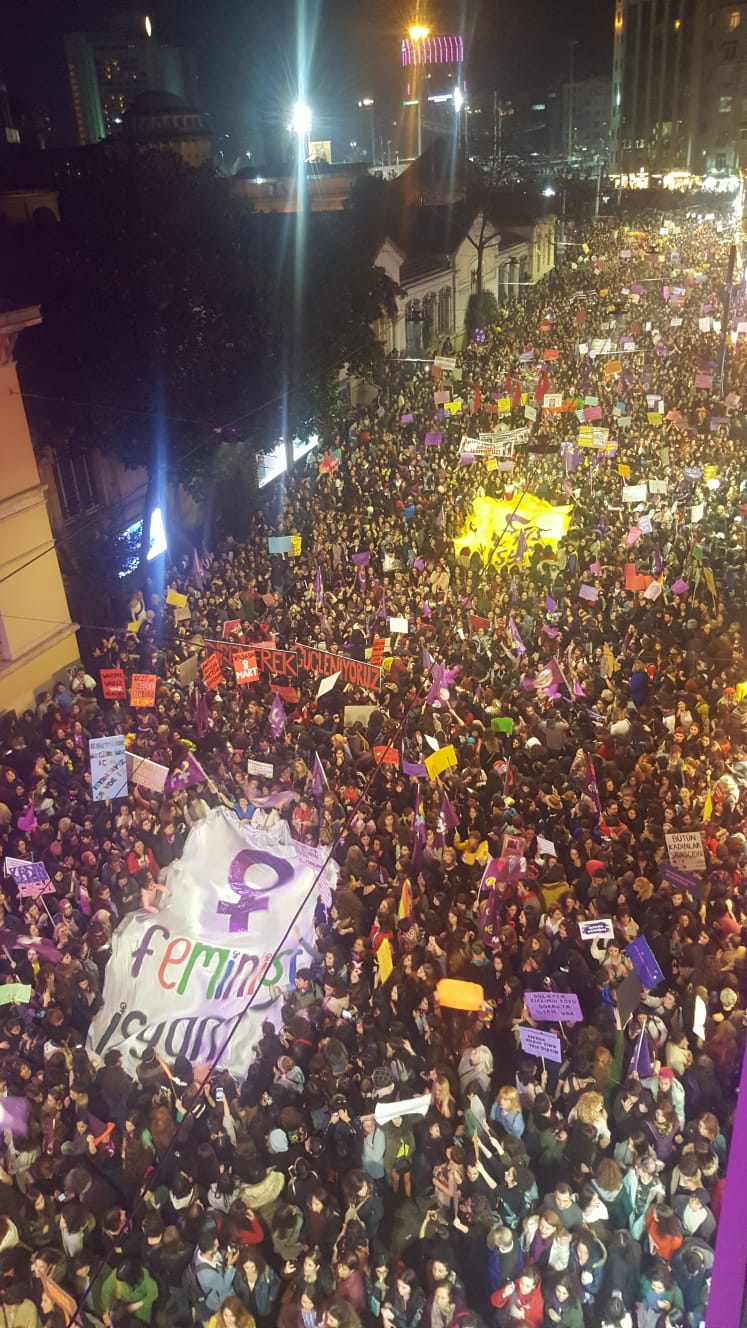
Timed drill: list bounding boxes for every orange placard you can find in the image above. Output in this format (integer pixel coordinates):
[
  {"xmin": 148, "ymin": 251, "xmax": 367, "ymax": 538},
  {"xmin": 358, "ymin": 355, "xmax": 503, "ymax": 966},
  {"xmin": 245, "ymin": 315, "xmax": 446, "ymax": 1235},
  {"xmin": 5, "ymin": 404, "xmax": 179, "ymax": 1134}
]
[
  {"xmin": 233, "ymin": 650, "xmax": 258, "ymax": 685},
  {"xmin": 130, "ymin": 673, "xmax": 157, "ymax": 708}
]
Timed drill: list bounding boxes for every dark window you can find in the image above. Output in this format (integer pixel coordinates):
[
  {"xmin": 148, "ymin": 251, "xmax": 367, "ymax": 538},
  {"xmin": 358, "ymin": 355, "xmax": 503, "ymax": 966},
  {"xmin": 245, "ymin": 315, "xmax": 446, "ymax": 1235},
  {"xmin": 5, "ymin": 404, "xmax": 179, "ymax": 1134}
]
[{"xmin": 53, "ymin": 453, "xmax": 98, "ymax": 520}]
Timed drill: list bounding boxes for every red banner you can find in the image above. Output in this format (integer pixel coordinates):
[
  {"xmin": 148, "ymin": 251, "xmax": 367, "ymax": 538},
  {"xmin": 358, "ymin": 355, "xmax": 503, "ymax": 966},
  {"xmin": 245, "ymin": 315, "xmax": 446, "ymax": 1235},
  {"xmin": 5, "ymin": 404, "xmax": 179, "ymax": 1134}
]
[
  {"xmin": 130, "ymin": 673, "xmax": 157, "ymax": 708},
  {"xmin": 373, "ymin": 746, "xmax": 400, "ymax": 767},
  {"xmin": 100, "ymin": 668, "xmax": 126, "ymax": 699},
  {"xmin": 370, "ymin": 637, "xmax": 386, "ymax": 668}
]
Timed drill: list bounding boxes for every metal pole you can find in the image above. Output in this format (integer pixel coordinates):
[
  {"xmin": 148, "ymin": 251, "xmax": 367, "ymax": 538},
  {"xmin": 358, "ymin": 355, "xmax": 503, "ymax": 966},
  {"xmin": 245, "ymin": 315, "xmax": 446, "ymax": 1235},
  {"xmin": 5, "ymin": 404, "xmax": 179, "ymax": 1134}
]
[
  {"xmin": 370, "ymin": 108, "xmax": 376, "ymax": 166},
  {"xmin": 493, "ymin": 90, "xmax": 498, "ymax": 163},
  {"xmin": 567, "ymin": 40, "xmax": 577, "ymax": 165}
]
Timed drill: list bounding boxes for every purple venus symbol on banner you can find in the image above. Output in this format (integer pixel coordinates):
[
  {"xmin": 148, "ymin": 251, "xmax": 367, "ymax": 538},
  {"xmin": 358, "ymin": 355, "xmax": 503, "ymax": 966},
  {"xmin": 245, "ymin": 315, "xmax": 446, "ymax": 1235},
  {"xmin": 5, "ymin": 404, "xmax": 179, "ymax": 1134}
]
[{"xmin": 217, "ymin": 850, "xmax": 294, "ymax": 933}]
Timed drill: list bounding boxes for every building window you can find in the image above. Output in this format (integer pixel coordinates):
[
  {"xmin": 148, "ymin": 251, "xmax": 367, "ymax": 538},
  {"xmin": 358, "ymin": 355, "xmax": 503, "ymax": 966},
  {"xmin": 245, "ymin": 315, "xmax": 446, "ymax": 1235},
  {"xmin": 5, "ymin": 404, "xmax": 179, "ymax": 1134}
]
[
  {"xmin": 437, "ymin": 288, "xmax": 451, "ymax": 334},
  {"xmin": 53, "ymin": 453, "xmax": 98, "ymax": 521},
  {"xmin": 720, "ymin": 95, "xmax": 733, "ymax": 112},
  {"xmin": 723, "ymin": 40, "xmax": 738, "ymax": 59},
  {"xmin": 728, "ymin": 9, "xmax": 741, "ymax": 29},
  {"xmin": 716, "ymin": 152, "xmax": 728, "ymax": 168},
  {"xmin": 405, "ymin": 300, "xmax": 423, "ymax": 354}
]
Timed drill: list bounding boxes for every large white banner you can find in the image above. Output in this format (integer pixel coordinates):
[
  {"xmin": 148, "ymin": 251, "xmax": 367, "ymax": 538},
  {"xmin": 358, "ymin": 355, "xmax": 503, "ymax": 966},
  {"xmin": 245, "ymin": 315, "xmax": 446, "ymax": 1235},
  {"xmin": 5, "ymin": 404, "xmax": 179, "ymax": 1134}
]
[{"xmin": 88, "ymin": 809, "xmax": 335, "ymax": 1077}]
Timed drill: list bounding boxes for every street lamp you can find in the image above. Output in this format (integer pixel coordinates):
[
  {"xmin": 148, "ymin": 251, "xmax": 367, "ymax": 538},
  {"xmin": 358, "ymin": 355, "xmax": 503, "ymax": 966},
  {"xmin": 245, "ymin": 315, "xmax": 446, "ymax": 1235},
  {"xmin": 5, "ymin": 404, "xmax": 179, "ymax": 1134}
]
[
  {"xmin": 290, "ymin": 100, "xmax": 312, "ymax": 140},
  {"xmin": 408, "ymin": 24, "xmax": 430, "ymax": 41},
  {"xmin": 358, "ymin": 97, "xmax": 376, "ymax": 165},
  {"xmin": 453, "ymin": 87, "xmax": 464, "ymax": 114}
]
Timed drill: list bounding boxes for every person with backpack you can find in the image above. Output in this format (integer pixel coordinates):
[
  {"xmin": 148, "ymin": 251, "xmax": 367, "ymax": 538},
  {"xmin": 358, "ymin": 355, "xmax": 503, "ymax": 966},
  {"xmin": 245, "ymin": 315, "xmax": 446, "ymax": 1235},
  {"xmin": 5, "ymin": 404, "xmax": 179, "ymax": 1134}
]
[{"xmin": 191, "ymin": 1230, "xmax": 240, "ymax": 1323}]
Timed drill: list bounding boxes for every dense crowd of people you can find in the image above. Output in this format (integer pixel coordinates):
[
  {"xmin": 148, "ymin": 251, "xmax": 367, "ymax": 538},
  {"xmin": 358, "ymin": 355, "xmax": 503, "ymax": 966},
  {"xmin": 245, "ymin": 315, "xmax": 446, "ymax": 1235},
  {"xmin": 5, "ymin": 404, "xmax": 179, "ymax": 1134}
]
[{"xmin": 0, "ymin": 206, "xmax": 745, "ymax": 1328}]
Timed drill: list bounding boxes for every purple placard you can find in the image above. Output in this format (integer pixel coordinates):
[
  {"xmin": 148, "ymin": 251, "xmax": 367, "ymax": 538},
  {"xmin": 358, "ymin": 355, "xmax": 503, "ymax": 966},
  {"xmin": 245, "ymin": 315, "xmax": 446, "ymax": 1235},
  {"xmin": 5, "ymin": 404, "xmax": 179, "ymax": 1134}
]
[
  {"xmin": 351, "ymin": 551, "xmax": 371, "ymax": 567},
  {"xmin": 626, "ymin": 936, "xmax": 664, "ymax": 988},
  {"xmin": 402, "ymin": 759, "xmax": 427, "ymax": 777},
  {"xmin": 579, "ymin": 585, "xmax": 599, "ymax": 602},
  {"xmin": 524, "ymin": 991, "xmax": 582, "ymax": 1022},
  {"xmin": 401, "ymin": 413, "xmax": 414, "ymax": 424},
  {"xmin": 424, "ymin": 431, "xmax": 443, "ymax": 446},
  {"xmin": 518, "ymin": 1025, "xmax": 562, "ymax": 1062}
]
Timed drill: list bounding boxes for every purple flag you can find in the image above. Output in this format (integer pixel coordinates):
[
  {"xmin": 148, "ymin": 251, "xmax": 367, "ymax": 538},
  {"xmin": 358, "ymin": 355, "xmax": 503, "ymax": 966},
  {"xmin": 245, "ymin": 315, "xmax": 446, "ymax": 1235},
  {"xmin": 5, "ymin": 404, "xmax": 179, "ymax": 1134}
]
[
  {"xmin": 437, "ymin": 792, "xmax": 460, "ymax": 844},
  {"xmin": 508, "ymin": 616, "xmax": 526, "ymax": 656},
  {"xmin": 545, "ymin": 595, "xmax": 557, "ymax": 613},
  {"xmin": 17, "ymin": 805, "xmax": 37, "ymax": 834},
  {"xmin": 411, "ymin": 788, "xmax": 426, "ymax": 870},
  {"xmin": 351, "ymin": 551, "xmax": 371, "ymax": 567},
  {"xmin": 268, "ymin": 693, "xmax": 287, "ymax": 740},
  {"xmin": 310, "ymin": 751, "xmax": 327, "ymax": 799},
  {"xmin": 583, "ymin": 753, "xmax": 602, "ymax": 818},
  {"xmin": 515, "ymin": 529, "xmax": 528, "ymax": 561},
  {"xmin": 426, "ymin": 662, "xmax": 460, "ymax": 708},
  {"xmin": 422, "ymin": 646, "xmax": 435, "ymax": 672},
  {"xmin": 402, "ymin": 759, "xmax": 427, "ymax": 777},
  {"xmin": 191, "ymin": 547, "xmax": 204, "ymax": 590},
  {"xmin": 165, "ymin": 751, "xmax": 208, "ymax": 793},
  {"xmin": 628, "ymin": 1022, "xmax": 652, "ymax": 1078},
  {"xmin": 248, "ymin": 789, "xmax": 296, "ymax": 809},
  {"xmin": 313, "ymin": 566, "xmax": 323, "ymax": 601},
  {"xmin": 413, "ymin": 557, "xmax": 425, "ymax": 572},
  {"xmin": 478, "ymin": 879, "xmax": 502, "ymax": 950}
]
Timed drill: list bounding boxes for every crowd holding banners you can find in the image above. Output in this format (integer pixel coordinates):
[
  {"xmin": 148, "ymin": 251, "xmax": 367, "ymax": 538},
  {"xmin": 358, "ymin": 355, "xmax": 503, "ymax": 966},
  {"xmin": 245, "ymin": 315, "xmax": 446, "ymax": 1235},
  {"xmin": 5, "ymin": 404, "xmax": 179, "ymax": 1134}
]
[{"xmin": 0, "ymin": 209, "xmax": 746, "ymax": 1328}]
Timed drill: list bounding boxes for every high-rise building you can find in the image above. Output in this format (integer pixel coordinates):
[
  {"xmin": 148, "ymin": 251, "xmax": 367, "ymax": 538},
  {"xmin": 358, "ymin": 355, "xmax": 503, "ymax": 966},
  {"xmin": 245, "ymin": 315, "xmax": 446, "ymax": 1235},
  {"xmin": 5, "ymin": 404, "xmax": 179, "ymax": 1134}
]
[
  {"xmin": 64, "ymin": 11, "xmax": 185, "ymax": 146},
  {"xmin": 609, "ymin": 0, "xmax": 747, "ymax": 180},
  {"xmin": 610, "ymin": 0, "xmax": 705, "ymax": 177},
  {"xmin": 400, "ymin": 27, "xmax": 464, "ymax": 159},
  {"xmin": 696, "ymin": 1, "xmax": 747, "ymax": 176},
  {"xmin": 549, "ymin": 76, "xmax": 612, "ymax": 163}
]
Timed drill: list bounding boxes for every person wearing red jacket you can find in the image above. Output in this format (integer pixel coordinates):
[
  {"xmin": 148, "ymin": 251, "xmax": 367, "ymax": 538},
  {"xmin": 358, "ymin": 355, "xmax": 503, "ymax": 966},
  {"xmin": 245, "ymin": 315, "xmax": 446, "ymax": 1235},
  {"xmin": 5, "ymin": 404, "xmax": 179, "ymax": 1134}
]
[{"xmin": 490, "ymin": 1267, "xmax": 544, "ymax": 1328}]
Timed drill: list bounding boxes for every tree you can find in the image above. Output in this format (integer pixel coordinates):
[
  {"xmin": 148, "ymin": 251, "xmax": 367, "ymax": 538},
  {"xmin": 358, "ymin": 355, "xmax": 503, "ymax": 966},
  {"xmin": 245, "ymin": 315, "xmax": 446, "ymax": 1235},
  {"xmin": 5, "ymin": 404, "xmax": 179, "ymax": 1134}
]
[{"xmin": 465, "ymin": 290, "xmax": 500, "ymax": 335}]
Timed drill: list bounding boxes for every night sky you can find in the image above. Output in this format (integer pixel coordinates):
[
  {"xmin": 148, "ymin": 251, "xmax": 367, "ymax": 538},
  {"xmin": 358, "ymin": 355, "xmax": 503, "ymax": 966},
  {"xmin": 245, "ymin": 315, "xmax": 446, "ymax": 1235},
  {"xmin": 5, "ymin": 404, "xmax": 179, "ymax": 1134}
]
[{"xmin": 3, "ymin": 0, "xmax": 613, "ymax": 149}]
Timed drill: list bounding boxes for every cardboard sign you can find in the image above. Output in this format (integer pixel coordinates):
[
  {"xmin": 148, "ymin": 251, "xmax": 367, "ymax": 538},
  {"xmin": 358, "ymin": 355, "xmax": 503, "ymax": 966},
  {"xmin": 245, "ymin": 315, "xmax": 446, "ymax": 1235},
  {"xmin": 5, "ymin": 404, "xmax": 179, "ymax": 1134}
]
[
  {"xmin": 626, "ymin": 936, "xmax": 665, "ymax": 989},
  {"xmin": 389, "ymin": 617, "xmax": 409, "ymax": 634},
  {"xmin": 201, "ymin": 653, "xmax": 224, "ymax": 691},
  {"xmin": 616, "ymin": 970, "xmax": 644, "ymax": 1026},
  {"xmin": 518, "ymin": 1025, "xmax": 562, "ymax": 1063},
  {"xmin": 177, "ymin": 656, "xmax": 200, "ymax": 688},
  {"xmin": 377, "ymin": 937, "xmax": 394, "ymax": 982},
  {"xmin": 344, "ymin": 705, "xmax": 377, "ymax": 727},
  {"xmin": 166, "ymin": 588, "xmax": 188, "ymax": 608},
  {"xmin": 0, "ymin": 984, "xmax": 31, "ymax": 1006},
  {"xmin": 100, "ymin": 668, "xmax": 126, "ymax": 700},
  {"xmin": 5, "ymin": 860, "xmax": 54, "ymax": 899},
  {"xmin": 247, "ymin": 759, "xmax": 274, "ymax": 778},
  {"xmin": 524, "ymin": 991, "xmax": 582, "ymax": 1022},
  {"xmin": 125, "ymin": 752, "xmax": 169, "ymax": 793},
  {"xmin": 89, "ymin": 735, "xmax": 128, "ymax": 801},
  {"xmin": 130, "ymin": 673, "xmax": 157, "ymax": 708},
  {"xmin": 233, "ymin": 650, "xmax": 259, "ymax": 685},
  {"xmin": 579, "ymin": 917, "xmax": 615, "ymax": 941},
  {"xmin": 665, "ymin": 830, "xmax": 706, "ymax": 872},
  {"xmin": 622, "ymin": 483, "xmax": 648, "ymax": 503},
  {"xmin": 424, "ymin": 745, "xmax": 458, "ymax": 779}
]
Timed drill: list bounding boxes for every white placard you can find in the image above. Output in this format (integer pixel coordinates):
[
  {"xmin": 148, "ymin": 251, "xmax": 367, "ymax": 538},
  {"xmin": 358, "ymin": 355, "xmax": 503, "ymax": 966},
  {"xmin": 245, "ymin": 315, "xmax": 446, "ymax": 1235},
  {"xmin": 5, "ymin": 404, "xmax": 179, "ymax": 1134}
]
[
  {"xmin": 247, "ymin": 759, "xmax": 274, "ymax": 778},
  {"xmin": 665, "ymin": 831, "xmax": 706, "ymax": 873}
]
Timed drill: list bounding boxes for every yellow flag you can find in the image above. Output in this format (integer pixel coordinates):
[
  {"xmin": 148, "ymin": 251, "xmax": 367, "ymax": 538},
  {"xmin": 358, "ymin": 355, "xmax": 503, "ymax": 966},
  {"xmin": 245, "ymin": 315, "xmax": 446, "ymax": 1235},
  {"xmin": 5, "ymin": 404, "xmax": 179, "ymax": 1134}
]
[
  {"xmin": 703, "ymin": 567, "xmax": 716, "ymax": 598},
  {"xmin": 377, "ymin": 938, "xmax": 393, "ymax": 983},
  {"xmin": 702, "ymin": 788, "xmax": 713, "ymax": 822}
]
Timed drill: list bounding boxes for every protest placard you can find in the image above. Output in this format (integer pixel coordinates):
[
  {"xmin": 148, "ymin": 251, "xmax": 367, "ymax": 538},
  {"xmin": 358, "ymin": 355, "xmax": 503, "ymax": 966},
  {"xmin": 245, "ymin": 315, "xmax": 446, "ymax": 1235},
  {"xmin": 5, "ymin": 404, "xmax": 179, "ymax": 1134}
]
[
  {"xmin": 518, "ymin": 1026, "xmax": 562, "ymax": 1063},
  {"xmin": 89, "ymin": 736, "xmax": 128, "ymax": 801},
  {"xmin": 125, "ymin": 752, "xmax": 169, "ymax": 793},
  {"xmin": 524, "ymin": 991, "xmax": 582, "ymax": 1022},
  {"xmin": 579, "ymin": 917, "xmax": 615, "ymax": 941},
  {"xmin": 4, "ymin": 860, "xmax": 54, "ymax": 899},
  {"xmin": 100, "ymin": 669, "xmax": 126, "ymax": 699},
  {"xmin": 130, "ymin": 674, "xmax": 157, "ymax": 708},
  {"xmin": 665, "ymin": 830, "xmax": 706, "ymax": 872},
  {"xmin": 424, "ymin": 745, "xmax": 458, "ymax": 779},
  {"xmin": 166, "ymin": 588, "xmax": 188, "ymax": 608},
  {"xmin": 201, "ymin": 653, "xmax": 224, "ymax": 691},
  {"xmin": 247, "ymin": 759, "xmax": 274, "ymax": 778},
  {"xmin": 616, "ymin": 971, "xmax": 644, "ymax": 1026},
  {"xmin": 0, "ymin": 984, "xmax": 31, "ymax": 1006},
  {"xmin": 233, "ymin": 650, "xmax": 259, "ymax": 685},
  {"xmin": 177, "ymin": 656, "xmax": 200, "ymax": 688},
  {"xmin": 622, "ymin": 483, "xmax": 648, "ymax": 503},
  {"xmin": 626, "ymin": 936, "xmax": 665, "ymax": 989}
]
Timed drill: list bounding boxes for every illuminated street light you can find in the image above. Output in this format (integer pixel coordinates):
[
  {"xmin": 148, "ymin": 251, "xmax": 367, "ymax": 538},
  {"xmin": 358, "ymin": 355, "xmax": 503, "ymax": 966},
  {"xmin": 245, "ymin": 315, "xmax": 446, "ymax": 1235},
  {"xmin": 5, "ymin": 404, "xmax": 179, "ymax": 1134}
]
[
  {"xmin": 358, "ymin": 97, "xmax": 375, "ymax": 108},
  {"xmin": 453, "ymin": 87, "xmax": 464, "ymax": 113},
  {"xmin": 290, "ymin": 100, "xmax": 312, "ymax": 138},
  {"xmin": 543, "ymin": 186, "xmax": 556, "ymax": 197},
  {"xmin": 408, "ymin": 24, "xmax": 430, "ymax": 40}
]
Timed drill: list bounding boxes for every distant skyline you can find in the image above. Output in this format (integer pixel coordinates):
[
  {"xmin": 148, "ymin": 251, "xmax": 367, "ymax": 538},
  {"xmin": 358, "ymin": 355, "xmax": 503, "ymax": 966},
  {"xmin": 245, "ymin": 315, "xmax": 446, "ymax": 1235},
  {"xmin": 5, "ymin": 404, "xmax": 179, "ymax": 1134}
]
[{"xmin": 3, "ymin": 0, "xmax": 613, "ymax": 150}]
